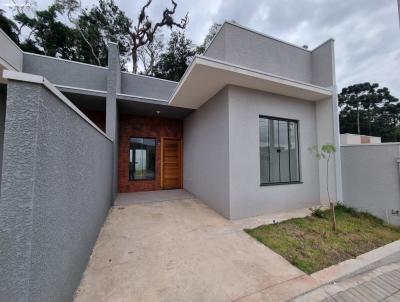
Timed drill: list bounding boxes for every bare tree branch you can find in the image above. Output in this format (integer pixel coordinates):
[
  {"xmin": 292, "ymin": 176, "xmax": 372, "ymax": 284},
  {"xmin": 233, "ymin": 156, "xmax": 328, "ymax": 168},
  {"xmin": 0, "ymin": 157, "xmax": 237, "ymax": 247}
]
[
  {"xmin": 10, "ymin": 0, "xmax": 36, "ymax": 35},
  {"xmin": 130, "ymin": 0, "xmax": 188, "ymax": 73},
  {"xmin": 56, "ymin": 0, "xmax": 101, "ymax": 65},
  {"xmin": 138, "ymin": 33, "xmax": 164, "ymax": 75}
]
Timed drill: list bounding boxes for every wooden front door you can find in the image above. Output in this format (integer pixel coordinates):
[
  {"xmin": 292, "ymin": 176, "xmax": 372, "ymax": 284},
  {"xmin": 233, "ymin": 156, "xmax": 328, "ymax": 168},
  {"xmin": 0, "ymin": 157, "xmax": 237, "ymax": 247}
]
[{"xmin": 161, "ymin": 138, "xmax": 182, "ymax": 189}]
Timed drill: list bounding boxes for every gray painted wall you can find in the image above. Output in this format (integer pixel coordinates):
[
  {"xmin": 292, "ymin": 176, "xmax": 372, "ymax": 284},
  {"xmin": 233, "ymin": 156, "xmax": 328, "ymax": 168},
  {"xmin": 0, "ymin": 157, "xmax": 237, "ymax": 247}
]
[
  {"xmin": 205, "ymin": 22, "xmax": 312, "ymax": 84},
  {"xmin": 311, "ymin": 40, "xmax": 334, "ymax": 88},
  {"xmin": 23, "ymin": 53, "xmax": 108, "ymax": 91},
  {"xmin": 204, "ymin": 22, "xmax": 335, "ymax": 88},
  {"xmin": 204, "ymin": 24, "xmax": 226, "ymax": 61},
  {"xmin": 341, "ymin": 144, "xmax": 400, "ymax": 225},
  {"xmin": 227, "ymin": 86, "xmax": 320, "ymax": 219},
  {"xmin": 120, "ymin": 72, "xmax": 177, "ymax": 100},
  {"xmin": 0, "ymin": 90, "xmax": 6, "ymax": 189},
  {"xmin": 0, "ymin": 29, "xmax": 23, "ymax": 71},
  {"xmin": 183, "ymin": 88, "xmax": 230, "ymax": 217},
  {"xmin": 0, "ymin": 80, "xmax": 113, "ymax": 302},
  {"xmin": 183, "ymin": 85, "xmax": 332, "ymax": 219},
  {"xmin": 21, "ymin": 53, "xmax": 177, "ymax": 103},
  {"xmin": 106, "ymin": 43, "xmax": 120, "ymax": 200}
]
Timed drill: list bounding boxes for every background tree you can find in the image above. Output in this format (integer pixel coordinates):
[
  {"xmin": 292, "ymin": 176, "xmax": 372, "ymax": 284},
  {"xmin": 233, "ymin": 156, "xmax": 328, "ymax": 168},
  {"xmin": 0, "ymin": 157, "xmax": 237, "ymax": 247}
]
[
  {"xmin": 2, "ymin": 0, "xmax": 195, "ymax": 76},
  {"xmin": 339, "ymin": 83, "xmax": 400, "ymax": 142},
  {"xmin": 56, "ymin": 0, "xmax": 131, "ymax": 68},
  {"xmin": 8, "ymin": 0, "xmax": 36, "ymax": 36},
  {"xmin": 0, "ymin": 9, "xmax": 20, "ymax": 44},
  {"xmin": 138, "ymin": 33, "xmax": 164, "ymax": 76},
  {"xmin": 73, "ymin": 0, "xmax": 131, "ymax": 68},
  {"xmin": 14, "ymin": 4, "xmax": 78, "ymax": 57},
  {"xmin": 154, "ymin": 31, "xmax": 195, "ymax": 81},
  {"xmin": 128, "ymin": 0, "xmax": 188, "ymax": 73}
]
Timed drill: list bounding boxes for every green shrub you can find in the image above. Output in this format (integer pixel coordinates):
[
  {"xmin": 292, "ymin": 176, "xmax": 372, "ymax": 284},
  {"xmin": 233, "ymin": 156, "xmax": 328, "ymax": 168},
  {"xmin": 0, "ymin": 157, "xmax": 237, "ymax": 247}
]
[{"xmin": 312, "ymin": 208, "xmax": 327, "ymax": 219}]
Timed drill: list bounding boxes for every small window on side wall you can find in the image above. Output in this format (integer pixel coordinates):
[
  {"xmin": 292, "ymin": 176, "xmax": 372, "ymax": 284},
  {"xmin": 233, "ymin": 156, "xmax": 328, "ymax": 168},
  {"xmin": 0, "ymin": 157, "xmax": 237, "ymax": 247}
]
[
  {"xmin": 129, "ymin": 137, "xmax": 156, "ymax": 181},
  {"xmin": 259, "ymin": 116, "xmax": 300, "ymax": 185}
]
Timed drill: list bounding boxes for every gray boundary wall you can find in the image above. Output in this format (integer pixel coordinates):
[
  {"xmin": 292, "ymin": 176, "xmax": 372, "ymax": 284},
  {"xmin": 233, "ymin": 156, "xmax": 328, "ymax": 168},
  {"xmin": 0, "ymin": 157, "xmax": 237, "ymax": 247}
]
[
  {"xmin": 341, "ymin": 144, "xmax": 400, "ymax": 225},
  {"xmin": 0, "ymin": 90, "xmax": 6, "ymax": 190},
  {"xmin": 120, "ymin": 72, "xmax": 177, "ymax": 100},
  {"xmin": 0, "ymin": 80, "xmax": 113, "ymax": 301},
  {"xmin": 23, "ymin": 53, "xmax": 108, "ymax": 91}
]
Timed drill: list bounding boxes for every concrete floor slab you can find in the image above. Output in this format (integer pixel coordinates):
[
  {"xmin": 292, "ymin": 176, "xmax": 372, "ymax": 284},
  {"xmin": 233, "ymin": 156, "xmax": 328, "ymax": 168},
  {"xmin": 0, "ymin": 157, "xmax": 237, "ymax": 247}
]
[{"xmin": 74, "ymin": 192, "xmax": 315, "ymax": 302}]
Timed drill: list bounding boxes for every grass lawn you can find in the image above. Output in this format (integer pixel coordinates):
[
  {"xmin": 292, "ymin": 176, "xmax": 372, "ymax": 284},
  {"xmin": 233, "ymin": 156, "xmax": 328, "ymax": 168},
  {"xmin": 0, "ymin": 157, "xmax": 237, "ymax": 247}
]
[{"xmin": 245, "ymin": 205, "xmax": 400, "ymax": 274}]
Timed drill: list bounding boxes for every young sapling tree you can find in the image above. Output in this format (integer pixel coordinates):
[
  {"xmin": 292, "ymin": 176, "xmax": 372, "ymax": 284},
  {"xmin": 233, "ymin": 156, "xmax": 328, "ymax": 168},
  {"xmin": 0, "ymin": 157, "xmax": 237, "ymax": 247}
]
[{"xmin": 309, "ymin": 143, "xmax": 337, "ymax": 231}]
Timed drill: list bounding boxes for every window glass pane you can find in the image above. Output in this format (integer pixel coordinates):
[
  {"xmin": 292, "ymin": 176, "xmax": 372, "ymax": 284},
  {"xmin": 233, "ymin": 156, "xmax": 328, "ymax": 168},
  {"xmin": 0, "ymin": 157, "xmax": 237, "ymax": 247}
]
[
  {"xmin": 279, "ymin": 120, "xmax": 290, "ymax": 182},
  {"xmin": 270, "ymin": 120, "xmax": 280, "ymax": 182},
  {"xmin": 289, "ymin": 122, "xmax": 300, "ymax": 182},
  {"xmin": 129, "ymin": 137, "xmax": 156, "ymax": 180},
  {"xmin": 259, "ymin": 117, "xmax": 300, "ymax": 184},
  {"xmin": 259, "ymin": 119, "xmax": 270, "ymax": 183}
]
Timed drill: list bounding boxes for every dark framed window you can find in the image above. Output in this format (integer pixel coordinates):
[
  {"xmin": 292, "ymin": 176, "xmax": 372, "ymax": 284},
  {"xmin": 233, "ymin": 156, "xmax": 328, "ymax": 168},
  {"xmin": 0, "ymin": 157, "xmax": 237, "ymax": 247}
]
[
  {"xmin": 129, "ymin": 137, "xmax": 156, "ymax": 181},
  {"xmin": 259, "ymin": 115, "xmax": 301, "ymax": 185}
]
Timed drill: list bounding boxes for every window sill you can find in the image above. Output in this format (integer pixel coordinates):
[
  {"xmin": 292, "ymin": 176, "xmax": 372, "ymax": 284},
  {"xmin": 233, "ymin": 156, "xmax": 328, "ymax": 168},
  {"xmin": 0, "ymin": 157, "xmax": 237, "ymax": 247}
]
[{"xmin": 260, "ymin": 181, "xmax": 303, "ymax": 187}]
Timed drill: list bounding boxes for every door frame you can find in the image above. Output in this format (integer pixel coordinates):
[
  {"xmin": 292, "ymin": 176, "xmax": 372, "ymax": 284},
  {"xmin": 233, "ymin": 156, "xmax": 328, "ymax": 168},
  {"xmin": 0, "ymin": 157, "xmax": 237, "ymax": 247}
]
[{"xmin": 160, "ymin": 137, "xmax": 183, "ymax": 189}]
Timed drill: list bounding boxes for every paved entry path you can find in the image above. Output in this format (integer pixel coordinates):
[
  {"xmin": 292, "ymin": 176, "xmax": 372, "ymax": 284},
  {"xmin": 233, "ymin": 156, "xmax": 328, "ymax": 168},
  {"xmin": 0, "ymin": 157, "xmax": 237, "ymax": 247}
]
[
  {"xmin": 74, "ymin": 190, "xmax": 318, "ymax": 302},
  {"xmin": 292, "ymin": 263, "xmax": 400, "ymax": 302}
]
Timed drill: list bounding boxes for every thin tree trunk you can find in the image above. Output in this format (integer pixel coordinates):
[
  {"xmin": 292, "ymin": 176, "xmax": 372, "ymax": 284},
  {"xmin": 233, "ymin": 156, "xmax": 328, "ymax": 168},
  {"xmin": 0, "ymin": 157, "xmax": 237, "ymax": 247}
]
[
  {"xmin": 330, "ymin": 202, "xmax": 336, "ymax": 232},
  {"xmin": 132, "ymin": 50, "xmax": 138, "ymax": 74},
  {"xmin": 356, "ymin": 103, "xmax": 360, "ymax": 135},
  {"xmin": 67, "ymin": 13, "xmax": 101, "ymax": 66},
  {"xmin": 76, "ymin": 27, "xmax": 101, "ymax": 66},
  {"xmin": 327, "ymin": 155, "xmax": 336, "ymax": 231},
  {"xmin": 367, "ymin": 107, "xmax": 371, "ymax": 135}
]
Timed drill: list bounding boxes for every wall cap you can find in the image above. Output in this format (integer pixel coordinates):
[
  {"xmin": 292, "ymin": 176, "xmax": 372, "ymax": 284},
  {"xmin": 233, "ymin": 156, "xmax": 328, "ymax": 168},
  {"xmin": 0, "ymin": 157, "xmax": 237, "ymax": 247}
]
[{"xmin": 341, "ymin": 143, "xmax": 400, "ymax": 147}]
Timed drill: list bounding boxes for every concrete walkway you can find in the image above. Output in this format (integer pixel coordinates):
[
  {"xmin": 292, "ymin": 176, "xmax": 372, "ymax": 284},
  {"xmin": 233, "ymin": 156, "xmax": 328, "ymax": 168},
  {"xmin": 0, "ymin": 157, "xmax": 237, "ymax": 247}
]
[
  {"xmin": 292, "ymin": 263, "xmax": 400, "ymax": 302},
  {"xmin": 74, "ymin": 190, "xmax": 318, "ymax": 302}
]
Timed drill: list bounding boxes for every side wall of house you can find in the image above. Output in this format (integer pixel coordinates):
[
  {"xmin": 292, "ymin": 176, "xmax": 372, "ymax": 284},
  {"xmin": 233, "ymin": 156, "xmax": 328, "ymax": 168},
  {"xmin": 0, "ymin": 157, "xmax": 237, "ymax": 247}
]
[
  {"xmin": 227, "ymin": 86, "xmax": 320, "ymax": 219},
  {"xmin": 315, "ymin": 97, "xmax": 339, "ymax": 203},
  {"xmin": 312, "ymin": 40, "xmax": 342, "ymax": 203},
  {"xmin": 311, "ymin": 41, "xmax": 334, "ymax": 87},
  {"xmin": 0, "ymin": 80, "xmax": 113, "ymax": 302},
  {"xmin": 341, "ymin": 144, "xmax": 400, "ymax": 225},
  {"xmin": 183, "ymin": 88, "xmax": 230, "ymax": 218}
]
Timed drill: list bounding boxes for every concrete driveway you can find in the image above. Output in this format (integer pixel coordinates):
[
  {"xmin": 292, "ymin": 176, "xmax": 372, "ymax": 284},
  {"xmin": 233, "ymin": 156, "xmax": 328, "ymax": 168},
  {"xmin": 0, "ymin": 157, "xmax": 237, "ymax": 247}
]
[{"xmin": 74, "ymin": 190, "xmax": 318, "ymax": 302}]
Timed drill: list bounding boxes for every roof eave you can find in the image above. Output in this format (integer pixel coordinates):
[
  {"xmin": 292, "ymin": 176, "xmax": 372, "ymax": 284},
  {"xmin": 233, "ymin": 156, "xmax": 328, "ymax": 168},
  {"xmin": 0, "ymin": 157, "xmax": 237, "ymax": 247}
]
[{"xmin": 169, "ymin": 56, "xmax": 333, "ymax": 109}]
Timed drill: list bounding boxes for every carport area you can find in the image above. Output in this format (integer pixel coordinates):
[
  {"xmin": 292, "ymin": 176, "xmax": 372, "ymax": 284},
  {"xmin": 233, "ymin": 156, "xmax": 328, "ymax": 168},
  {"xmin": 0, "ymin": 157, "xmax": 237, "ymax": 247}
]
[{"xmin": 74, "ymin": 190, "xmax": 319, "ymax": 302}]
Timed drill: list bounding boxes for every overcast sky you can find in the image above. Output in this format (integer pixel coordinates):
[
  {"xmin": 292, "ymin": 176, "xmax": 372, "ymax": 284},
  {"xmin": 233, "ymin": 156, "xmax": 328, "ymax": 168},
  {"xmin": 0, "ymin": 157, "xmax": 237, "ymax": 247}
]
[{"xmin": 3, "ymin": 0, "xmax": 400, "ymax": 96}]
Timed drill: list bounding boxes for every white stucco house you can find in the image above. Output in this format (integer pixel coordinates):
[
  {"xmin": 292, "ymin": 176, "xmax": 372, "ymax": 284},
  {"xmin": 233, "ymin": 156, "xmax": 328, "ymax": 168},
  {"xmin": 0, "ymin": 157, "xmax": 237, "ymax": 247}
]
[{"xmin": 0, "ymin": 21, "xmax": 342, "ymax": 220}]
